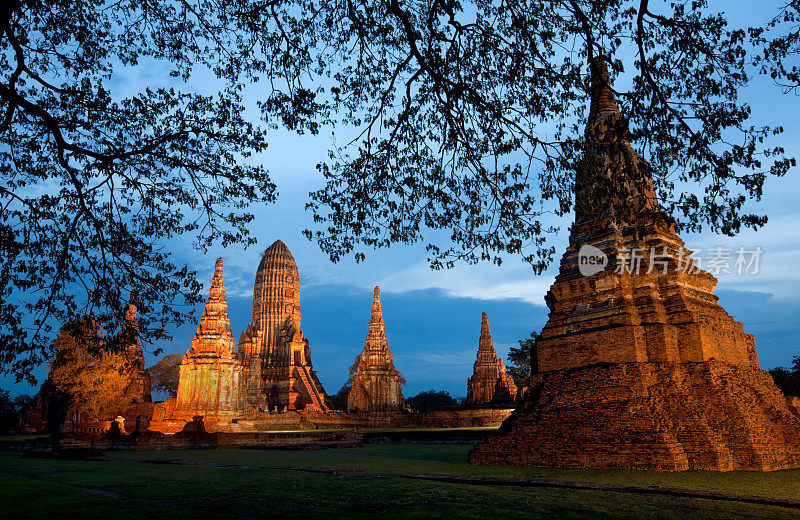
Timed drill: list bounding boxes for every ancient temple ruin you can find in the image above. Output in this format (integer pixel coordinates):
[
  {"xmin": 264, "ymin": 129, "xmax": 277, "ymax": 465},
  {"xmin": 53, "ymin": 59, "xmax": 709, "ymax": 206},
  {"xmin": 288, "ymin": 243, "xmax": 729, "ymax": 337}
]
[
  {"xmin": 465, "ymin": 313, "xmax": 517, "ymax": 406},
  {"xmin": 174, "ymin": 258, "xmax": 242, "ymax": 415},
  {"xmin": 348, "ymin": 286, "xmax": 405, "ymax": 413},
  {"xmin": 238, "ymin": 240, "xmax": 329, "ymax": 412},
  {"xmin": 469, "ymin": 57, "xmax": 800, "ymax": 471},
  {"xmin": 120, "ymin": 296, "xmax": 152, "ymax": 404},
  {"xmin": 20, "ymin": 296, "xmax": 152, "ymax": 433}
]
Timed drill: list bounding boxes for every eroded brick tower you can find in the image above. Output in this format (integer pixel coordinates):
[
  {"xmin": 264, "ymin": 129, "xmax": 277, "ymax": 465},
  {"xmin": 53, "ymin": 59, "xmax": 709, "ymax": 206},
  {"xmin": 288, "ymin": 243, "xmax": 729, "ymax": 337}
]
[
  {"xmin": 120, "ymin": 295, "xmax": 152, "ymax": 404},
  {"xmin": 348, "ymin": 286, "xmax": 405, "ymax": 412},
  {"xmin": 469, "ymin": 58, "xmax": 800, "ymax": 471},
  {"xmin": 175, "ymin": 258, "xmax": 241, "ymax": 415},
  {"xmin": 238, "ymin": 240, "xmax": 329, "ymax": 411},
  {"xmin": 466, "ymin": 313, "xmax": 517, "ymax": 406}
]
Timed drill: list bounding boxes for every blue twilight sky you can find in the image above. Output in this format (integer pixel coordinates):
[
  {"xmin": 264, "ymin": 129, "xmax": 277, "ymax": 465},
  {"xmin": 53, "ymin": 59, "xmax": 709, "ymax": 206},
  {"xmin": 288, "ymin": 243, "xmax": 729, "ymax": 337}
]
[{"xmin": 4, "ymin": 1, "xmax": 800, "ymax": 399}]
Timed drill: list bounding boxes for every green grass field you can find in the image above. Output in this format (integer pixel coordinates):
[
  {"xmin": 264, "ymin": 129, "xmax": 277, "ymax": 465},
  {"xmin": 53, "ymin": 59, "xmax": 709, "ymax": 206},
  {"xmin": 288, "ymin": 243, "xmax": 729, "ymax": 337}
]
[{"xmin": 2, "ymin": 444, "xmax": 799, "ymax": 519}]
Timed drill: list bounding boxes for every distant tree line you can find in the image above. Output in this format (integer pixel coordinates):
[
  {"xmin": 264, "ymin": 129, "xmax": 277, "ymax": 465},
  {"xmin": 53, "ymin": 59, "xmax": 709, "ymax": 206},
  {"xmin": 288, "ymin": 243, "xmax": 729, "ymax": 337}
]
[
  {"xmin": 0, "ymin": 389, "xmax": 33, "ymax": 432},
  {"xmin": 769, "ymin": 356, "xmax": 800, "ymax": 396},
  {"xmin": 405, "ymin": 390, "xmax": 463, "ymax": 412}
]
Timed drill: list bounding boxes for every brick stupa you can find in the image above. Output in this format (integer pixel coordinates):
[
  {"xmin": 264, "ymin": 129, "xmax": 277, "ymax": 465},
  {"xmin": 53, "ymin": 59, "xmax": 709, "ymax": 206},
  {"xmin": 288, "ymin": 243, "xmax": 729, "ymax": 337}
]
[
  {"xmin": 175, "ymin": 258, "xmax": 242, "ymax": 415},
  {"xmin": 238, "ymin": 240, "xmax": 329, "ymax": 411},
  {"xmin": 466, "ymin": 313, "xmax": 517, "ymax": 406},
  {"xmin": 470, "ymin": 57, "xmax": 800, "ymax": 471},
  {"xmin": 120, "ymin": 294, "xmax": 152, "ymax": 404},
  {"xmin": 348, "ymin": 286, "xmax": 405, "ymax": 412}
]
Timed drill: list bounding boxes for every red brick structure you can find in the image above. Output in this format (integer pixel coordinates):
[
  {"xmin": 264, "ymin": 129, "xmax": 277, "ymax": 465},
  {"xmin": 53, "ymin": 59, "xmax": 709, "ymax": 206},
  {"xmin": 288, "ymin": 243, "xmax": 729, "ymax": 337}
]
[
  {"xmin": 120, "ymin": 296, "xmax": 152, "ymax": 404},
  {"xmin": 348, "ymin": 286, "xmax": 405, "ymax": 412},
  {"xmin": 238, "ymin": 240, "xmax": 329, "ymax": 411},
  {"xmin": 469, "ymin": 57, "xmax": 800, "ymax": 471},
  {"xmin": 174, "ymin": 258, "xmax": 242, "ymax": 416},
  {"xmin": 465, "ymin": 313, "xmax": 517, "ymax": 406}
]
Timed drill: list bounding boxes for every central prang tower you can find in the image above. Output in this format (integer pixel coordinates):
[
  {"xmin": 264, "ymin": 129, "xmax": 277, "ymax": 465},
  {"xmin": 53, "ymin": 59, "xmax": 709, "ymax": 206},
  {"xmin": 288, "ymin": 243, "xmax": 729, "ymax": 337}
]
[{"xmin": 238, "ymin": 240, "xmax": 329, "ymax": 412}]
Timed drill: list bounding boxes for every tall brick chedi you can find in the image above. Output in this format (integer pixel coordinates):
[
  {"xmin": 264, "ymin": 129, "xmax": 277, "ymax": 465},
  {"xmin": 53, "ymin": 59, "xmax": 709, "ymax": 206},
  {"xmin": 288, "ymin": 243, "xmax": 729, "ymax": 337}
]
[
  {"xmin": 175, "ymin": 258, "xmax": 241, "ymax": 415},
  {"xmin": 470, "ymin": 57, "xmax": 800, "ymax": 471},
  {"xmin": 238, "ymin": 240, "xmax": 329, "ymax": 411},
  {"xmin": 466, "ymin": 313, "xmax": 517, "ymax": 406},
  {"xmin": 348, "ymin": 286, "xmax": 405, "ymax": 412}
]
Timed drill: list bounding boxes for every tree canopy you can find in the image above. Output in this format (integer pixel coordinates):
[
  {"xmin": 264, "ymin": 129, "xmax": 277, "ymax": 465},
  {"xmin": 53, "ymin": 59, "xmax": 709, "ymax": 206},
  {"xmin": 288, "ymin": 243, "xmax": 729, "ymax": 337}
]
[
  {"xmin": 49, "ymin": 318, "xmax": 131, "ymax": 421},
  {"xmin": 2, "ymin": 1, "xmax": 798, "ymax": 382},
  {"xmin": 405, "ymin": 389, "xmax": 461, "ymax": 411},
  {"xmin": 769, "ymin": 356, "xmax": 800, "ymax": 396},
  {"xmin": 507, "ymin": 331, "xmax": 539, "ymax": 389},
  {"xmin": 148, "ymin": 352, "xmax": 183, "ymax": 398},
  {"xmin": 329, "ymin": 382, "xmax": 352, "ymax": 411},
  {"xmin": 1, "ymin": 0, "xmax": 288, "ymax": 381},
  {"xmin": 295, "ymin": 1, "xmax": 795, "ymax": 270},
  {"xmin": 758, "ymin": 1, "xmax": 800, "ymax": 92}
]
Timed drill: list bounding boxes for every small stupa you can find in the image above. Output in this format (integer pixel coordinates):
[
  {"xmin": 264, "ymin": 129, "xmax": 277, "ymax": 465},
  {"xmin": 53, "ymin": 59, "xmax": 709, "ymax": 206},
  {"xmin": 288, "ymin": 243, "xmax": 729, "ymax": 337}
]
[
  {"xmin": 175, "ymin": 258, "xmax": 241, "ymax": 414},
  {"xmin": 348, "ymin": 286, "xmax": 405, "ymax": 412},
  {"xmin": 466, "ymin": 313, "xmax": 517, "ymax": 406}
]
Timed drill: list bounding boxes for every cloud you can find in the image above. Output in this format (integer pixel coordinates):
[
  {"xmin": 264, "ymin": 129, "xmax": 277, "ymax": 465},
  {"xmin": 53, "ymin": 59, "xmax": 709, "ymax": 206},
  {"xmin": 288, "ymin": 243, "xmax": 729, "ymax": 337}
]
[
  {"xmin": 375, "ymin": 261, "xmax": 555, "ymax": 306},
  {"xmin": 683, "ymin": 212, "xmax": 800, "ymax": 300}
]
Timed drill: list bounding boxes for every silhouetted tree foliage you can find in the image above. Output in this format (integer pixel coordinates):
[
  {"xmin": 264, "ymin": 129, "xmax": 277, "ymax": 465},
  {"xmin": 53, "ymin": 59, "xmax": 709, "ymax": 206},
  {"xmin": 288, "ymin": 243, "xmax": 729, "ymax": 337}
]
[
  {"xmin": 12, "ymin": 393, "xmax": 34, "ymax": 413},
  {"xmin": 0, "ymin": 388, "xmax": 18, "ymax": 432},
  {"xmin": 0, "ymin": 390, "xmax": 33, "ymax": 432},
  {"xmin": 329, "ymin": 382, "xmax": 352, "ymax": 411},
  {"xmin": 148, "ymin": 352, "xmax": 183, "ymax": 398},
  {"xmin": 769, "ymin": 356, "xmax": 800, "ymax": 396},
  {"xmin": 4, "ymin": 1, "xmax": 799, "ymax": 385},
  {"xmin": 757, "ymin": 1, "xmax": 800, "ymax": 92},
  {"xmin": 405, "ymin": 389, "xmax": 459, "ymax": 411},
  {"xmin": 0, "ymin": 0, "xmax": 283, "ymax": 382},
  {"xmin": 507, "ymin": 331, "xmax": 539, "ymax": 389},
  {"xmin": 280, "ymin": 1, "xmax": 795, "ymax": 270}
]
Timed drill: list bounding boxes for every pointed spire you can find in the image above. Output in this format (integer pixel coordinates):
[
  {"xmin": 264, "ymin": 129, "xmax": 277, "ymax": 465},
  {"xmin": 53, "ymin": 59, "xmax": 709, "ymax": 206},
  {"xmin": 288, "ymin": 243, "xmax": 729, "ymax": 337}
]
[
  {"xmin": 193, "ymin": 257, "xmax": 235, "ymax": 354},
  {"xmin": 348, "ymin": 285, "xmax": 405, "ymax": 412},
  {"xmin": 478, "ymin": 312, "xmax": 496, "ymax": 355},
  {"xmin": 371, "ymin": 286, "xmax": 383, "ymax": 324},
  {"xmin": 124, "ymin": 291, "xmax": 138, "ymax": 328},
  {"xmin": 467, "ymin": 312, "xmax": 517, "ymax": 405},
  {"xmin": 121, "ymin": 291, "xmax": 145, "ymax": 367},
  {"xmin": 209, "ymin": 257, "xmax": 225, "ymax": 299},
  {"xmin": 587, "ymin": 56, "xmax": 621, "ymax": 126},
  {"xmin": 366, "ymin": 285, "xmax": 387, "ymax": 340},
  {"xmin": 574, "ymin": 56, "xmax": 659, "ymax": 226}
]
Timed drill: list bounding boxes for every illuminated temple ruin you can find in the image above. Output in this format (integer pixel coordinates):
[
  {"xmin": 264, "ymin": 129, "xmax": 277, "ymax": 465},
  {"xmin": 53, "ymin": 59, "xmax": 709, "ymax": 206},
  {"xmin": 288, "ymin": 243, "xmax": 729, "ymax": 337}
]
[
  {"xmin": 145, "ymin": 241, "xmax": 512, "ymax": 433},
  {"xmin": 152, "ymin": 240, "xmax": 331, "ymax": 429},
  {"xmin": 465, "ymin": 313, "xmax": 517, "ymax": 406},
  {"xmin": 174, "ymin": 258, "xmax": 241, "ymax": 416},
  {"xmin": 25, "ymin": 164, "xmax": 799, "ymax": 464},
  {"xmin": 469, "ymin": 57, "xmax": 800, "ymax": 471},
  {"xmin": 238, "ymin": 240, "xmax": 329, "ymax": 412},
  {"xmin": 347, "ymin": 286, "xmax": 405, "ymax": 413}
]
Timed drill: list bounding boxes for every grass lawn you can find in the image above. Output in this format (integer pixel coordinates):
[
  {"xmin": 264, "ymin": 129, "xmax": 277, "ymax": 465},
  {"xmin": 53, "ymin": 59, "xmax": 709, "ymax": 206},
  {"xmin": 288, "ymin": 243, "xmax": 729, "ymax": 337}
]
[
  {"xmin": 1, "ymin": 444, "xmax": 798, "ymax": 519},
  {"xmin": 114, "ymin": 443, "xmax": 800, "ymax": 500}
]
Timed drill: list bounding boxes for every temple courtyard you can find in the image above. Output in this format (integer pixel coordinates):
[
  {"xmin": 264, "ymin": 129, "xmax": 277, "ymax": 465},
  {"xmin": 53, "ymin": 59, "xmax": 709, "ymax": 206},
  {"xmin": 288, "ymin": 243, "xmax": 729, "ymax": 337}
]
[{"xmin": 2, "ymin": 441, "xmax": 799, "ymax": 519}]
